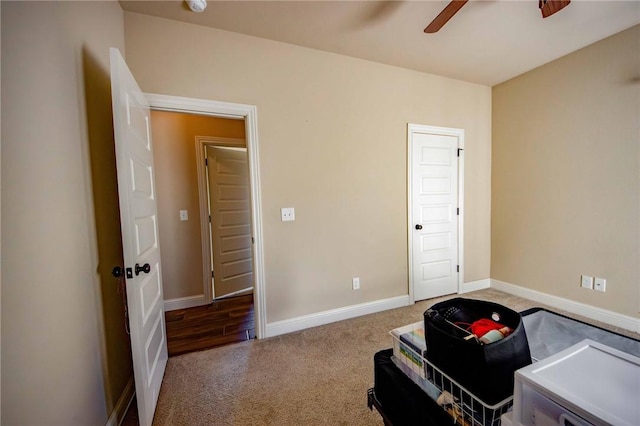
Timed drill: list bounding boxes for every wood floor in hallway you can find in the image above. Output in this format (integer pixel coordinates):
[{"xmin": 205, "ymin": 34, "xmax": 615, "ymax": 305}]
[{"xmin": 165, "ymin": 293, "xmax": 255, "ymax": 357}]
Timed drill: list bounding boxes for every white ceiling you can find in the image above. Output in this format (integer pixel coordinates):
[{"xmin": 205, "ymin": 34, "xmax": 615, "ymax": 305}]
[{"xmin": 119, "ymin": 0, "xmax": 640, "ymax": 86}]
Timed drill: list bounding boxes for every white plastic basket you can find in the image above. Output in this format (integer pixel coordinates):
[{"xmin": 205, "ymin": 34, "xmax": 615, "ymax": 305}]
[{"xmin": 391, "ymin": 324, "xmax": 513, "ymax": 426}]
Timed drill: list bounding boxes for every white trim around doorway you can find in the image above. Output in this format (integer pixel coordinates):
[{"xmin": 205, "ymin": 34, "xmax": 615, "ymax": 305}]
[{"xmin": 145, "ymin": 93, "xmax": 267, "ymax": 340}]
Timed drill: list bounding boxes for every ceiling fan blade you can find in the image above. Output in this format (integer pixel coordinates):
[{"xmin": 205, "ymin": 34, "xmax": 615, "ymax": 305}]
[
  {"xmin": 539, "ymin": 0, "xmax": 571, "ymax": 18},
  {"xmin": 424, "ymin": 0, "xmax": 469, "ymax": 34}
]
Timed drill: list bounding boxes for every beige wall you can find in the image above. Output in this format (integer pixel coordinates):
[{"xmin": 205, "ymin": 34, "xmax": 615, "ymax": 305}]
[
  {"xmin": 492, "ymin": 25, "xmax": 640, "ymax": 318},
  {"xmin": 124, "ymin": 12, "xmax": 492, "ymax": 323},
  {"xmin": 150, "ymin": 110, "xmax": 245, "ymax": 300},
  {"xmin": 2, "ymin": 5, "xmax": 632, "ymax": 423},
  {"xmin": 1, "ymin": 1, "xmax": 131, "ymax": 424}
]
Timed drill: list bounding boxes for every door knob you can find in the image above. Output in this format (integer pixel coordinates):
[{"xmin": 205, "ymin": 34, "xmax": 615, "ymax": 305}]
[
  {"xmin": 112, "ymin": 266, "xmax": 123, "ymax": 278},
  {"xmin": 415, "ymin": 224, "xmax": 423, "ymax": 230},
  {"xmin": 135, "ymin": 263, "xmax": 151, "ymax": 276}
]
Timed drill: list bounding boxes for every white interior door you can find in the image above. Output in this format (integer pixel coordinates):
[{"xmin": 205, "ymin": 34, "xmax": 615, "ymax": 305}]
[
  {"xmin": 205, "ymin": 146, "xmax": 254, "ymax": 298},
  {"xmin": 409, "ymin": 124, "xmax": 463, "ymax": 301},
  {"xmin": 110, "ymin": 48, "xmax": 167, "ymax": 426}
]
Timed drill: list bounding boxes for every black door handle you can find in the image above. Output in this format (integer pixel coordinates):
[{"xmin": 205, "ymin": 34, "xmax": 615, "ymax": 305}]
[
  {"xmin": 112, "ymin": 266, "xmax": 123, "ymax": 278},
  {"xmin": 135, "ymin": 263, "xmax": 151, "ymax": 276},
  {"xmin": 415, "ymin": 224, "xmax": 423, "ymax": 230}
]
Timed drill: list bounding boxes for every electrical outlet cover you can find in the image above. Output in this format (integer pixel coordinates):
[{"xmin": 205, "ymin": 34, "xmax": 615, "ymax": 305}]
[
  {"xmin": 352, "ymin": 277, "xmax": 360, "ymax": 290},
  {"xmin": 281, "ymin": 207, "xmax": 295, "ymax": 222}
]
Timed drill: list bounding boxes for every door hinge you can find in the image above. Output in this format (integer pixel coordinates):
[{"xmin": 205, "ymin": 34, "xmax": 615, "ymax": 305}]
[
  {"xmin": 205, "ymin": 158, "xmax": 208, "ymax": 166},
  {"xmin": 211, "ymin": 270, "xmax": 214, "ymax": 278},
  {"xmin": 456, "ymin": 265, "xmax": 460, "ymax": 273},
  {"xmin": 458, "ymin": 148, "xmax": 463, "ymax": 157},
  {"xmin": 251, "ymin": 237, "xmax": 255, "ymax": 244},
  {"xmin": 209, "ymin": 215, "xmax": 211, "ymax": 223},
  {"xmin": 457, "ymin": 208, "xmax": 459, "ymax": 216}
]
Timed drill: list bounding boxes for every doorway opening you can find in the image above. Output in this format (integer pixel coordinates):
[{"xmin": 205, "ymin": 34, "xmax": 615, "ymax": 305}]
[
  {"xmin": 146, "ymin": 96, "xmax": 265, "ymax": 354},
  {"xmin": 145, "ymin": 93, "xmax": 266, "ymax": 340},
  {"xmin": 151, "ymin": 110, "xmax": 256, "ymax": 356},
  {"xmin": 149, "ymin": 110, "xmax": 256, "ymax": 355}
]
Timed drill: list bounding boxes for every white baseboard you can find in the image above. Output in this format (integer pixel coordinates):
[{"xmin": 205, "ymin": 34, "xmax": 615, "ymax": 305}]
[
  {"xmin": 491, "ymin": 279, "xmax": 640, "ymax": 334},
  {"xmin": 265, "ymin": 295, "xmax": 411, "ymax": 338},
  {"xmin": 214, "ymin": 287, "xmax": 253, "ymax": 299},
  {"xmin": 460, "ymin": 278, "xmax": 491, "ymax": 294},
  {"xmin": 163, "ymin": 294, "xmax": 207, "ymax": 312},
  {"xmin": 106, "ymin": 377, "xmax": 135, "ymax": 426}
]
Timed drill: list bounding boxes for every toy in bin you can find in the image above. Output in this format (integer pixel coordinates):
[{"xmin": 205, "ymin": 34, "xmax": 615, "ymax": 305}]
[{"xmin": 424, "ymin": 298, "xmax": 532, "ymax": 405}]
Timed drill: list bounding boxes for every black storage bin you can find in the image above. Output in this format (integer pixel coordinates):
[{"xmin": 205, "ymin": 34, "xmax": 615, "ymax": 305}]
[
  {"xmin": 424, "ymin": 298, "xmax": 532, "ymax": 405},
  {"xmin": 371, "ymin": 349, "xmax": 455, "ymax": 425}
]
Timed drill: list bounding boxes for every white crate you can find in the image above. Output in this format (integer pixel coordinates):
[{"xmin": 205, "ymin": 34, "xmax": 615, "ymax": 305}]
[{"xmin": 390, "ymin": 323, "xmax": 513, "ymax": 426}]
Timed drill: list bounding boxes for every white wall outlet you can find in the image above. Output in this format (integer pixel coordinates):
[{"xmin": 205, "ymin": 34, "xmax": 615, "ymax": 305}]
[
  {"xmin": 281, "ymin": 207, "xmax": 295, "ymax": 222},
  {"xmin": 594, "ymin": 277, "xmax": 607, "ymax": 292},
  {"xmin": 179, "ymin": 210, "xmax": 188, "ymax": 221},
  {"xmin": 580, "ymin": 275, "xmax": 593, "ymax": 289},
  {"xmin": 352, "ymin": 277, "xmax": 360, "ymax": 290}
]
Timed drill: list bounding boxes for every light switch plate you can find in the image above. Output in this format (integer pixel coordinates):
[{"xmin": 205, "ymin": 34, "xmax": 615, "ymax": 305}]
[
  {"xmin": 594, "ymin": 277, "xmax": 606, "ymax": 292},
  {"xmin": 281, "ymin": 207, "xmax": 295, "ymax": 222},
  {"xmin": 580, "ymin": 275, "xmax": 593, "ymax": 289},
  {"xmin": 179, "ymin": 210, "xmax": 188, "ymax": 221}
]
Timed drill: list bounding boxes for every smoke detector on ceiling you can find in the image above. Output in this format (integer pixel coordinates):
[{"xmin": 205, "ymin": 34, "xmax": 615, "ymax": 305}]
[{"xmin": 186, "ymin": 0, "xmax": 207, "ymax": 13}]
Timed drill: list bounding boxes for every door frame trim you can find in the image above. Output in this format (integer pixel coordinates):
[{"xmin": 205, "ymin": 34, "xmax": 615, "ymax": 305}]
[
  {"xmin": 407, "ymin": 123, "xmax": 465, "ymax": 304},
  {"xmin": 195, "ymin": 137, "xmax": 248, "ymax": 301},
  {"xmin": 145, "ymin": 93, "xmax": 267, "ymax": 339}
]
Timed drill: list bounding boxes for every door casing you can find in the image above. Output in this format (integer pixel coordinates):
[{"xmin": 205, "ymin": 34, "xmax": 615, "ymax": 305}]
[
  {"xmin": 407, "ymin": 123, "xmax": 465, "ymax": 303},
  {"xmin": 146, "ymin": 93, "xmax": 266, "ymax": 339}
]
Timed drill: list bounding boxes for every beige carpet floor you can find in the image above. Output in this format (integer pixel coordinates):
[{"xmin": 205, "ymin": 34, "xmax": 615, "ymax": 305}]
[{"xmin": 147, "ymin": 289, "xmax": 638, "ymax": 425}]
